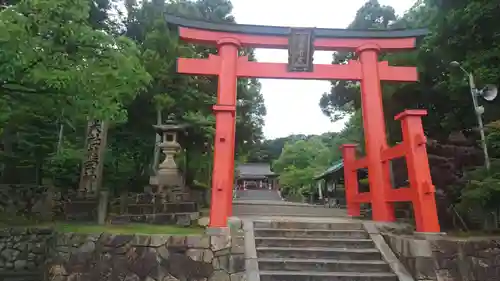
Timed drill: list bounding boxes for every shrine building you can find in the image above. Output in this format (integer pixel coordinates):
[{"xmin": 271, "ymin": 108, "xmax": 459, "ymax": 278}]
[{"xmin": 235, "ymin": 163, "xmax": 278, "ymax": 190}]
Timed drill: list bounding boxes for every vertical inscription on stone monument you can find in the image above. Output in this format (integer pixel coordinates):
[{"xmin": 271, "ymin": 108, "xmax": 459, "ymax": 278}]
[
  {"xmin": 288, "ymin": 28, "xmax": 314, "ymax": 72},
  {"xmin": 78, "ymin": 120, "xmax": 108, "ymax": 194},
  {"xmin": 83, "ymin": 120, "xmax": 102, "ymax": 178}
]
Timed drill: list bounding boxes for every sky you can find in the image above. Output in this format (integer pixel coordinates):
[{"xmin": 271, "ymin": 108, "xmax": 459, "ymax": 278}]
[{"xmin": 230, "ymin": 0, "xmax": 417, "ymax": 139}]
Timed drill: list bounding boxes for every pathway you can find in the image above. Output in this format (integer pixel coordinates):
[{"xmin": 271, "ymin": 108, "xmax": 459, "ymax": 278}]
[
  {"xmin": 235, "ymin": 189, "xmax": 282, "ymax": 201},
  {"xmin": 232, "ymin": 189, "xmax": 347, "ymax": 218}
]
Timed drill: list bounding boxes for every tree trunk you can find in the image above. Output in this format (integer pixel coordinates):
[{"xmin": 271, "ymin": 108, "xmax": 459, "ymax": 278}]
[{"xmin": 152, "ymin": 109, "xmax": 162, "ymax": 173}]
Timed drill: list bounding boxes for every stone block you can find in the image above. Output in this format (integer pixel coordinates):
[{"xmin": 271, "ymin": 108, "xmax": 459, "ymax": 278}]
[
  {"xmin": 130, "ymin": 235, "xmax": 151, "ymax": 247},
  {"xmin": 109, "ymin": 215, "xmax": 131, "ymax": 225},
  {"xmin": 414, "ymin": 257, "xmax": 437, "ymax": 280},
  {"xmin": 162, "ymin": 274, "xmax": 180, "ymax": 281},
  {"xmin": 202, "ymin": 249, "xmax": 214, "ymax": 263},
  {"xmin": 106, "ymin": 235, "xmax": 134, "ymax": 247},
  {"xmin": 198, "ymin": 217, "xmax": 209, "ymax": 227},
  {"xmin": 186, "ymin": 249, "xmax": 204, "ymax": 261},
  {"xmin": 128, "ymin": 248, "xmax": 159, "ymax": 279},
  {"xmin": 167, "ymin": 236, "xmax": 186, "ymax": 248},
  {"xmin": 157, "ymin": 245, "xmax": 170, "ymax": 261},
  {"xmin": 124, "ymin": 273, "xmax": 141, "ymax": 281},
  {"xmin": 150, "ymin": 214, "xmax": 176, "ymax": 224},
  {"xmin": 213, "ymin": 255, "xmax": 229, "ymax": 271},
  {"xmin": 77, "ymin": 241, "xmax": 95, "ymax": 254},
  {"xmin": 229, "ymin": 254, "xmax": 245, "ymax": 273},
  {"xmin": 210, "ymin": 235, "xmax": 231, "ymax": 252},
  {"xmin": 189, "ymin": 212, "xmax": 200, "ymax": 220},
  {"xmin": 230, "ymin": 272, "xmax": 246, "ymax": 281},
  {"xmin": 410, "ymin": 239, "xmax": 432, "ymax": 257},
  {"xmin": 209, "ymin": 270, "xmax": 230, "ymax": 281},
  {"xmin": 186, "ymin": 236, "xmax": 210, "ymax": 249},
  {"xmin": 175, "ymin": 214, "xmax": 192, "ymax": 226},
  {"xmin": 150, "ymin": 235, "xmax": 170, "ymax": 247},
  {"xmin": 435, "ymin": 269, "xmax": 455, "ymax": 281}
]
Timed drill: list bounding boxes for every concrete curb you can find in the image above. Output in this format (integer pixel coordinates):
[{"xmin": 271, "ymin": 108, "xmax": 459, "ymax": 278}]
[
  {"xmin": 363, "ymin": 222, "xmax": 415, "ymax": 281},
  {"xmin": 242, "ymin": 219, "xmax": 260, "ymax": 281}
]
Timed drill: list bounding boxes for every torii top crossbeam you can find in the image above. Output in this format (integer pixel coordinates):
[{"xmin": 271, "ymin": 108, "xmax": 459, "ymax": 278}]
[
  {"xmin": 165, "ymin": 14, "xmax": 427, "ymax": 49},
  {"xmin": 164, "ymin": 14, "xmax": 427, "ymax": 81}
]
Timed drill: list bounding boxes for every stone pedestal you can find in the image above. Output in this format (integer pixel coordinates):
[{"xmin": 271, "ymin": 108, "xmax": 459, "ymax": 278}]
[{"xmin": 64, "ymin": 191, "xmax": 98, "ymax": 222}]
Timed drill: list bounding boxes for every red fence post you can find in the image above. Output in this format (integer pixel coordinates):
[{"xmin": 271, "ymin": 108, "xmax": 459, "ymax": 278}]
[
  {"xmin": 341, "ymin": 144, "xmax": 361, "ymax": 217},
  {"xmin": 395, "ymin": 110, "xmax": 440, "ymax": 233}
]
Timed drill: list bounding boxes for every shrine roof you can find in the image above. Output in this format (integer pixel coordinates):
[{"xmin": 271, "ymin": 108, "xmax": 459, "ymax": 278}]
[
  {"xmin": 313, "ymin": 160, "xmax": 344, "ymax": 180},
  {"xmin": 237, "ymin": 163, "xmax": 275, "ymax": 178},
  {"xmin": 164, "ymin": 14, "xmax": 428, "ymax": 39}
]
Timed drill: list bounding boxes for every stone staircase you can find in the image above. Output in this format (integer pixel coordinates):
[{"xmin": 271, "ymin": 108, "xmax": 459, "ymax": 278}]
[{"xmin": 253, "ymin": 220, "xmax": 399, "ymax": 281}]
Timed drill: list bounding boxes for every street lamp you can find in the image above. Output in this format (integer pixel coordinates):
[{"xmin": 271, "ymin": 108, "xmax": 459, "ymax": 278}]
[{"xmin": 450, "ymin": 61, "xmax": 498, "ymax": 171}]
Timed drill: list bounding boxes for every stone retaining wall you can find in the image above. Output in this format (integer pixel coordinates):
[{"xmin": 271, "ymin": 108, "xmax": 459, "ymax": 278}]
[
  {"xmin": 383, "ymin": 233, "xmax": 500, "ymax": 281},
  {"xmin": 0, "ymin": 226, "xmax": 245, "ymax": 281},
  {"xmin": 0, "ymin": 227, "xmax": 54, "ymax": 272},
  {"xmin": 48, "ymin": 232, "xmax": 245, "ymax": 281}
]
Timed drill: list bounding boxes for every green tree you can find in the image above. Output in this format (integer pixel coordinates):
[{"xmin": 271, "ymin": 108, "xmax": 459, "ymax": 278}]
[
  {"xmin": 273, "ymin": 137, "xmax": 331, "ymax": 196},
  {"xmin": 0, "ymin": 0, "xmax": 150, "ymax": 184}
]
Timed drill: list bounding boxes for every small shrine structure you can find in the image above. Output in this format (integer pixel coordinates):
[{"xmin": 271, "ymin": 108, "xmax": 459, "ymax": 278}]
[{"xmin": 236, "ymin": 163, "xmax": 278, "ymax": 190}]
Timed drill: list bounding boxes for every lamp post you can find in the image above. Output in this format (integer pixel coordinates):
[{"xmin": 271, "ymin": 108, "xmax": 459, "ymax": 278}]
[{"xmin": 450, "ymin": 61, "xmax": 498, "ymax": 171}]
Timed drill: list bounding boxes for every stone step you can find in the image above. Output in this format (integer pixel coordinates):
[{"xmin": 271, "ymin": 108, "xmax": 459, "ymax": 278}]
[
  {"xmin": 254, "ymin": 228, "xmax": 370, "ymax": 239},
  {"xmin": 233, "ymin": 204, "xmax": 347, "ymax": 218},
  {"xmin": 257, "ymin": 247, "xmax": 383, "ymax": 260},
  {"xmin": 258, "ymin": 258, "xmax": 391, "ymax": 273},
  {"xmin": 255, "ymin": 237, "xmax": 375, "ymax": 248},
  {"xmin": 254, "ymin": 221, "xmax": 364, "ymax": 230},
  {"xmin": 259, "ymin": 271, "xmax": 398, "ymax": 281}
]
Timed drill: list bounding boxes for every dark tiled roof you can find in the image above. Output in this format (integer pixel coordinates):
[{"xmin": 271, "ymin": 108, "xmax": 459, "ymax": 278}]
[{"xmin": 237, "ymin": 163, "xmax": 275, "ymax": 177}]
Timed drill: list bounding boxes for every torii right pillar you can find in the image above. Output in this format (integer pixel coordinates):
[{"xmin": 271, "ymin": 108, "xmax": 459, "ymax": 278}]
[{"xmin": 351, "ymin": 44, "xmax": 440, "ymax": 233}]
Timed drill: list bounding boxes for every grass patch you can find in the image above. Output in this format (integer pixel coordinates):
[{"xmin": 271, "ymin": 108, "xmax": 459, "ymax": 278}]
[{"xmin": 53, "ymin": 222, "xmax": 204, "ymax": 235}]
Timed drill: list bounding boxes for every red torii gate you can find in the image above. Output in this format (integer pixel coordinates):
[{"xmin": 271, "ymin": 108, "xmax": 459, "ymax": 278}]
[{"xmin": 165, "ymin": 15, "xmax": 440, "ymax": 233}]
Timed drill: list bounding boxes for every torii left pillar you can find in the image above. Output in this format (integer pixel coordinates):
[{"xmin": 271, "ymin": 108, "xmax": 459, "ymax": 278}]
[{"xmin": 209, "ymin": 38, "xmax": 240, "ymax": 229}]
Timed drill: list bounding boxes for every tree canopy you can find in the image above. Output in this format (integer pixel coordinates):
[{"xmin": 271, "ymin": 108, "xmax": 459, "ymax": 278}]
[{"xmin": 0, "ymin": 0, "xmax": 266, "ymax": 193}]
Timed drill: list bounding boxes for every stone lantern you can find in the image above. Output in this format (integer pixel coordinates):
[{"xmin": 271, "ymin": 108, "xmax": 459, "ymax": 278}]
[{"xmin": 152, "ymin": 117, "xmax": 190, "ymax": 202}]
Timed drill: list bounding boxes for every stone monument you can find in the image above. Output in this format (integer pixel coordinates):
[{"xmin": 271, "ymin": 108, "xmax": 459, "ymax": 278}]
[
  {"xmin": 65, "ymin": 120, "xmax": 108, "ymax": 222},
  {"xmin": 78, "ymin": 120, "xmax": 108, "ymax": 194}
]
